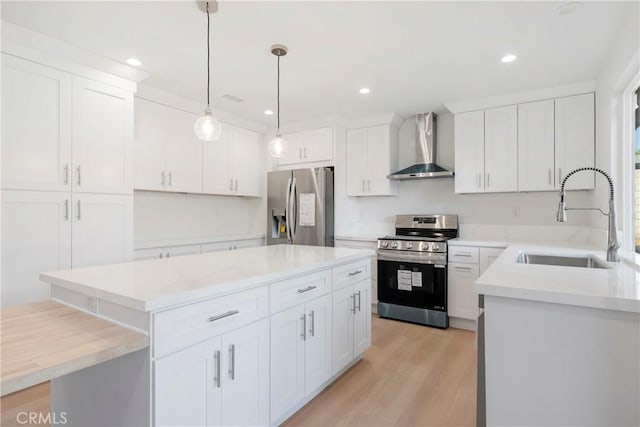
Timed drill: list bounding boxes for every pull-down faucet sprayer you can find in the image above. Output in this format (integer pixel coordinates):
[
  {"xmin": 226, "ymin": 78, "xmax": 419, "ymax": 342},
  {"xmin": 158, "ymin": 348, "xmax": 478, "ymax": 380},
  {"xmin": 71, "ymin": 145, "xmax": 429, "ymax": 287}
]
[{"xmin": 556, "ymin": 167, "xmax": 619, "ymax": 262}]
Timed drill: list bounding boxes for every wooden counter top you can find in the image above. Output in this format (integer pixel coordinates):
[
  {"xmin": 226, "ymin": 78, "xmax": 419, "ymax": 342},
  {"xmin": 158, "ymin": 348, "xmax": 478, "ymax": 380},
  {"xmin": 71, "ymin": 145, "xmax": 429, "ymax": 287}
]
[{"xmin": 0, "ymin": 301, "xmax": 148, "ymax": 396}]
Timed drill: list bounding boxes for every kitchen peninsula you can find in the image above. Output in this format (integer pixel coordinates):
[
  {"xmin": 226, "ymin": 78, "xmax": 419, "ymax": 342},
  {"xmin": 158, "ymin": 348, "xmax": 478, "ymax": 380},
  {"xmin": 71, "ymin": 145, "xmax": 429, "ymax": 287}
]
[{"xmin": 39, "ymin": 245, "xmax": 374, "ymax": 426}]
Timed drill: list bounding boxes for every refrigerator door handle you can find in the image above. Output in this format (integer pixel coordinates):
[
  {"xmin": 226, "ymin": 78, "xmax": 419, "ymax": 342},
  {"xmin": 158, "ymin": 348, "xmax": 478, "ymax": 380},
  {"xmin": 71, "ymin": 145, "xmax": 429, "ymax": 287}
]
[
  {"xmin": 285, "ymin": 177, "xmax": 292, "ymax": 242},
  {"xmin": 291, "ymin": 177, "xmax": 298, "ymax": 240}
]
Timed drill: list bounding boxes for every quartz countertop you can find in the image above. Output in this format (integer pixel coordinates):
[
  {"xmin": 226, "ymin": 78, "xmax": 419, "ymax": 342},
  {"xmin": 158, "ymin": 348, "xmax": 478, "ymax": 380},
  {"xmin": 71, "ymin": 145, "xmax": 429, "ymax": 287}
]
[
  {"xmin": 475, "ymin": 244, "xmax": 640, "ymax": 313},
  {"xmin": 41, "ymin": 245, "xmax": 374, "ymax": 312}
]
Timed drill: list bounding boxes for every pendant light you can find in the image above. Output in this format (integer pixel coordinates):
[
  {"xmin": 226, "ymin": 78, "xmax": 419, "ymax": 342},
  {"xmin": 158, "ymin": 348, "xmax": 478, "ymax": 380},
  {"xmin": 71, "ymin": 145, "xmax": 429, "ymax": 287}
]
[
  {"xmin": 268, "ymin": 44, "xmax": 288, "ymax": 158},
  {"xmin": 194, "ymin": 1, "xmax": 222, "ymax": 142}
]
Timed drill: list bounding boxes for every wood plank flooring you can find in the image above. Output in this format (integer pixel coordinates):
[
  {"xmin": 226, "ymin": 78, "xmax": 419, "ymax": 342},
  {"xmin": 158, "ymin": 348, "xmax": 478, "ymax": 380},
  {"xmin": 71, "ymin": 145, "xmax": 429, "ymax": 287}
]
[{"xmin": 284, "ymin": 315, "xmax": 477, "ymax": 427}]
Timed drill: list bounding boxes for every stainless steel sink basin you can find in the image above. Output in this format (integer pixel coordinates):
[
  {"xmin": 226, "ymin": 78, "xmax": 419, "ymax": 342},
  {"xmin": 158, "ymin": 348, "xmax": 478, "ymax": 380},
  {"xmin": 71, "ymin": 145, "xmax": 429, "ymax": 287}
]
[{"xmin": 516, "ymin": 253, "xmax": 610, "ymax": 269}]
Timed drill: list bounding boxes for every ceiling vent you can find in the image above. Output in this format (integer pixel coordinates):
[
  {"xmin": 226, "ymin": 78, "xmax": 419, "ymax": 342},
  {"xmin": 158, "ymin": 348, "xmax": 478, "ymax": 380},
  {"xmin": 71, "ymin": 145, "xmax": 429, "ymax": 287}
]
[{"xmin": 222, "ymin": 94, "xmax": 244, "ymax": 103}]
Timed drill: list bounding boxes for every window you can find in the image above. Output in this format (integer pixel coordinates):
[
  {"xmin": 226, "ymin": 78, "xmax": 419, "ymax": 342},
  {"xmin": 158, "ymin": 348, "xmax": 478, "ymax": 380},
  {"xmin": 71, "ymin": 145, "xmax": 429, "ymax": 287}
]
[{"xmin": 634, "ymin": 88, "xmax": 640, "ymax": 253}]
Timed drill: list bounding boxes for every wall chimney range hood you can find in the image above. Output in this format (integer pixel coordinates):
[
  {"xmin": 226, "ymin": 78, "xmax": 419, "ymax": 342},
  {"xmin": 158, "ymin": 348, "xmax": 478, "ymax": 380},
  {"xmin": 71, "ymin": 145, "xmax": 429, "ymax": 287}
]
[{"xmin": 387, "ymin": 112, "xmax": 454, "ymax": 180}]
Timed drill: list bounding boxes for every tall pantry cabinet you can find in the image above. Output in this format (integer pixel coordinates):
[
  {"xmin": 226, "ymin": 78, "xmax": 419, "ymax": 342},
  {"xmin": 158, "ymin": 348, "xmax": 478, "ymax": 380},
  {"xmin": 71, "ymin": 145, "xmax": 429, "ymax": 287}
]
[{"xmin": 1, "ymin": 53, "xmax": 134, "ymax": 306}]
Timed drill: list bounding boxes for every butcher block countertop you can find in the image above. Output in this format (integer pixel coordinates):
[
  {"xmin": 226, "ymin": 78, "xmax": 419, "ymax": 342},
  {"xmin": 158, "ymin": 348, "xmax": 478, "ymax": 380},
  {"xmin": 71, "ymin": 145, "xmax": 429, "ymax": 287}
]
[{"xmin": 0, "ymin": 301, "xmax": 148, "ymax": 396}]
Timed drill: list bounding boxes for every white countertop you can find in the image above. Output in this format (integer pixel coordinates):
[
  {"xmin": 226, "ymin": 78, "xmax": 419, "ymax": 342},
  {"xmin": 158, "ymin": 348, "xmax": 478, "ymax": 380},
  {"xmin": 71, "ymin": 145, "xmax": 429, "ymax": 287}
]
[
  {"xmin": 135, "ymin": 233, "xmax": 265, "ymax": 250},
  {"xmin": 476, "ymin": 244, "xmax": 640, "ymax": 313},
  {"xmin": 41, "ymin": 245, "xmax": 374, "ymax": 312},
  {"xmin": 448, "ymin": 238, "xmax": 509, "ymax": 248},
  {"xmin": 335, "ymin": 234, "xmax": 380, "ymax": 243}
]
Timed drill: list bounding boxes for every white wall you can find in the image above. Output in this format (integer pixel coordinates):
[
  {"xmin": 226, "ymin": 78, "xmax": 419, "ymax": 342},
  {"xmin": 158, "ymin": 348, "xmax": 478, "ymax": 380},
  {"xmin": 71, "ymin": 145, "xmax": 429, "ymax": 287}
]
[
  {"xmin": 335, "ymin": 112, "xmax": 594, "ymax": 236},
  {"xmin": 134, "ymin": 191, "xmax": 265, "ymax": 243},
  {"xmin": 593, "ymin": 5, "xmax": 640, "ymax": 249}
]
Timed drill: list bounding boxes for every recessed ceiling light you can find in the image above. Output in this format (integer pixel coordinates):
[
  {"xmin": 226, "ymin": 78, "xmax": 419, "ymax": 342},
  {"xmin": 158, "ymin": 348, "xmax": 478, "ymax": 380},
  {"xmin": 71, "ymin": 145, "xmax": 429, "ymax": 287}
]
[
  {"xmin": 125, "ymin": 57, "xmax": 142, "ymax": 67},
  {"xmin": 556, "ymin": 2, "xmax": 583, "ymax": 15},
  {"xmin": 264, "ymin": 110, "xmax": 274, "ymax": 116},
  {"xmin": 501, "ymin": 54, "xmax": 517, "ymax": 63},
  {"xmin": 359, "ymin": 87, "xmax": 371, "ymax": 95}
]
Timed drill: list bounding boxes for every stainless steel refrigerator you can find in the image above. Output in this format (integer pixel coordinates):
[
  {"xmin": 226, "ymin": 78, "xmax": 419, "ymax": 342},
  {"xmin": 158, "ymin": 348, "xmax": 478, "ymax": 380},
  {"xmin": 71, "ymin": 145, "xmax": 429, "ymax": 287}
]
[{"xmin": 267, "ymin": 167, "xmax": 334, "ymax": 246}]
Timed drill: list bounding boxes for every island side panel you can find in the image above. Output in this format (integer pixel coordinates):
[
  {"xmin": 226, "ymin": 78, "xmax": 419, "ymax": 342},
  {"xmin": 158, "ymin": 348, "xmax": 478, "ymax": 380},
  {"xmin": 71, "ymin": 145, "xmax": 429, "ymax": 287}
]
[
  {"xmin": 484, "ymin": 295, "xmax": 640, "ymax": 426},
  {"xmin": 51, "ymin": 348, "xmax": 151, "ymax": 426}
]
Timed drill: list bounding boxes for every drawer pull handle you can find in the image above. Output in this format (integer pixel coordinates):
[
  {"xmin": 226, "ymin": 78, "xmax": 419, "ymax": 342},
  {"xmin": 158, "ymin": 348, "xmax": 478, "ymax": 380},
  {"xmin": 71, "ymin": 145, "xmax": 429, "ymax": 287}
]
[
  {"xmin": 455, "ymin": 253, "xmax": 472, "ymax": 257},
  {"xmin": 348, "ymin": 270, "xmax": 363, "ymax": 277},
  {"xmin": 297, "ymin": 285, "xmax": 317, "ymax": 294},
  {"xmin": 454, "ymin": 266, "xmax": 473, "ymax": 271},
  {"xmin": 207, "ymin": 310, "xmax": 239, "ymax": 323}
]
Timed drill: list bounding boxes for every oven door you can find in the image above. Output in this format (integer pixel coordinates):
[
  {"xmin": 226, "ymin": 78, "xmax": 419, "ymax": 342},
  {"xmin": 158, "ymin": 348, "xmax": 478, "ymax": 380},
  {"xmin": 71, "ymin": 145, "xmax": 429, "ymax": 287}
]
[{"xmin": 377, "ymin": 251, "xmax": 447, "ymax": 311}]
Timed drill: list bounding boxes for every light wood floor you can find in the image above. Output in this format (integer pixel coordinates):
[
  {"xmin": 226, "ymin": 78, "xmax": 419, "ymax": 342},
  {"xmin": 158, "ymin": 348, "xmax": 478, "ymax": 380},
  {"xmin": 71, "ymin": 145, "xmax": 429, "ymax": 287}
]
[
  {"xmin": 284, "ymin": 315, "xmax": 477, "ymax": 427},
  {"xmin": 0, "ymin": 316, "xmax": 477, "ymax": 427}
]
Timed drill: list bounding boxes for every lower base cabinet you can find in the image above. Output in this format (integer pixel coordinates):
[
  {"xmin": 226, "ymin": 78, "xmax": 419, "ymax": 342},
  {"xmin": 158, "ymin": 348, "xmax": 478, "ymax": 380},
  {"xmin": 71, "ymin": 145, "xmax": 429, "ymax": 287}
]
[
  {"xmin": 154, "ymin": 318, "xmax": 269, "ymax": 427},
  {"xmin": 270, "ymin": 293, "xmax": 332, "ymax": 423},
  {"xmin": 333, "ymin": 279, "xmax": 371, "ymax": 374}
]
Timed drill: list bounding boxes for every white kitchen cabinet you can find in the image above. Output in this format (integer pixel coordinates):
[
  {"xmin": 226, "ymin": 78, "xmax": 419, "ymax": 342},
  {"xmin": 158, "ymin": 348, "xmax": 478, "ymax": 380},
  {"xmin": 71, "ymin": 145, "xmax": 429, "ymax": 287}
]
[
  {"xmin": 484, "ymin": 105, "xmax": 518, "ymax": 193},
  {"xmin": 479, "ymin": 247, "xmax": 504, "ymax": 275},
  {"xmin": 1, "ymin": 190, "xmax": 72, "ymax": 306},
  {"xmin": 71, "ymin": 194, "xmax": 133, "ymax": 268},
  {"xmin": 332, "ymin": 280, "xmax": 371, "ymax": 374},
  {"xmin": 164, "ymin": 107, "xmax": 203, "ymax": 194},
  {"xmin": 134, "ymin": 98, "xmax": 166, "ymax": 191},
  {"xmin": 555, "ymin": 93, "xmax": 595, "ymax": 190},
  {"xmin": 154, "ymin": 337, "xmax": 220, "ymax": 427},
  {"xmin": 278, "ymin": 127, "xmax": 333, "ymax": 167},
  {"xmin": 304, "ymin": 293, "xmax": 333, "ymax": 395},
  {"xmin": 72, "ymin": 77, "xmax": 133, "ymax": 195},
  {"xmin": 346, "ymin": 125, "xmax": 398, "ymax": 196},
  {"xmin": 202, "ymin": 124, "xmax": 263, "ymax": 197},
  {"xmin": 1, "ymin": 55, "xmax": 72, "ymax": 192},
  {"xmin": 454, "ymin": 110, "xmax": 485, "ymax": 193},
  {"xmin": 154, "ymin": 318, "xmax": 269, "ymax": 427},
  {"xmin": 220, "ymin": 319, "xmax": 270, "ymax": 426},
  {"xmin": 448, "ymin": 263, "xmax": 480, "ymax": 320},
  {"xmin": 334, "ymin": 239, "xmax": 378, "ymax": 311},
  {"xmin": 518, "ymin": 100, "xmax": 555, "ymax": 191},
  {"xmin": 134, "ymin": 98, "xmax": 203, "ymax": 194}
]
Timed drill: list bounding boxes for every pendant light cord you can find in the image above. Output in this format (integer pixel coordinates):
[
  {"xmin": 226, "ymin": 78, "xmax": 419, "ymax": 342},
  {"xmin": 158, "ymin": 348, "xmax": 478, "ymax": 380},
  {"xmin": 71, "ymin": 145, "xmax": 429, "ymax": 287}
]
[
  {"xmin": 277, "ymin": 55, "xmax": 281, "ymax": 131},
  {"xmin": 206, "ymin": 2, "xmax": 211, "ymax": 107}
]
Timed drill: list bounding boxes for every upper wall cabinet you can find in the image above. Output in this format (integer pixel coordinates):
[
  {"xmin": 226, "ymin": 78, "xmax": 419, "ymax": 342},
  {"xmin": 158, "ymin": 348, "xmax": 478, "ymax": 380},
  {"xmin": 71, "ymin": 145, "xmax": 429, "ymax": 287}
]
[
  {"xmin": 203, "ymin": 124, "xmax": 263, "ymax": 197},
  {"xmin": 454, "ymin": 111, "xmax": 485, "ymax": 193},
  {"xmin": 134, "ymin": 98, "xmax": 202, "ymax": 194},
  {"xmin": 454, "ymin": 92, "xmax": 595, "ymax": 194},
  {"xmin": 518, "ymin": 100, "xmax": 555, "ymax": 191},
  {"xmin": 555, "ymin": 93, "xmax": 595, "ymax": 190},
  {"xmin": 346, "ymin": 124, "xmax": 398, "ymax": 196},
  {"xmin": 2, "ymin": 55, "xmax": 133, "ymax": 195},
  {"xmin": 2, "ymin": 55, "xmax": 72, "ymax": 192},
  {"xmin": 73, "ymin": 78, "xmax": 134, "ymax": 195},
  {"xmin": 278, "ymin": 127, "xmax": 333, "ymax": 167},
  {"xmin": 484, "ymin": 106, "xmax": 518, "ymax": 193}
]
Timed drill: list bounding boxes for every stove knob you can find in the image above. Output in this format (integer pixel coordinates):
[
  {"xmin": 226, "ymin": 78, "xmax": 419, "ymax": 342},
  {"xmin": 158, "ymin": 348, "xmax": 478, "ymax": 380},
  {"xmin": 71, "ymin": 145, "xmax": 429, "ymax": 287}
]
[
  {"xmin": 407, "ymin": 243, "xmax": 413, "ymax": 249},
  {"xmin": 381, "ymin": 241, "xmax": 388, "ymax": 248},
  {"xmin": 432, "ymin": 244, "xmax": 440, "ymax": 251},
  {"xmin": 421, "ymin": 242, "xmax": 429, "ymax": 250},
  {"xmin": 391, "ymin": 242, "xmax": 398, "ymax": 249}
]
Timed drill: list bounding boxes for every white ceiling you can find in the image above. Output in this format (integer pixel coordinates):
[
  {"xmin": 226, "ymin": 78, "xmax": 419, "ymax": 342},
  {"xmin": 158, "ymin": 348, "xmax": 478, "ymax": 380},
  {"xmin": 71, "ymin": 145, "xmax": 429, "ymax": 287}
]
[{"xmin": 1, "ymin": 1, "xmax": 632, "ymax": 125}]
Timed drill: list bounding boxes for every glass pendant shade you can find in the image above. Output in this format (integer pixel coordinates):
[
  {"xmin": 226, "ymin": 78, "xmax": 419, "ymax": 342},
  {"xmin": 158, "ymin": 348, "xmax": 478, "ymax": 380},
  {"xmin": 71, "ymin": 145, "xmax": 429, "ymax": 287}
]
[
  {"xmin": 268, "ymin": 133, "xmax": 287, "ymax": 158},
  {"xmin": 194, "ymin": 109, "xmax": 222, "ymax": 142}
]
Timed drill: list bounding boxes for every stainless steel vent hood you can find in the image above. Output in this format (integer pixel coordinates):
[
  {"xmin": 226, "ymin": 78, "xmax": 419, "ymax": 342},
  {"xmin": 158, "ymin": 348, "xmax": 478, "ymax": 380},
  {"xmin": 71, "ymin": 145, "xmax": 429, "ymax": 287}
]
[{"xmin": 388, "ymin": 112, "xmax": 454, "ymax": 180}]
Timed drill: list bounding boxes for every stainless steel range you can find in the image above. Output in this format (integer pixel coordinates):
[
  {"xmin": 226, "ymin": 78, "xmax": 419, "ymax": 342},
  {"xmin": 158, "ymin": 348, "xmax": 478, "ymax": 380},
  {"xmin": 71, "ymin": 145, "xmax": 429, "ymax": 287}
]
[{"xmin": 377, "ymin": 214, "xmax": 459, "ymax": 328}]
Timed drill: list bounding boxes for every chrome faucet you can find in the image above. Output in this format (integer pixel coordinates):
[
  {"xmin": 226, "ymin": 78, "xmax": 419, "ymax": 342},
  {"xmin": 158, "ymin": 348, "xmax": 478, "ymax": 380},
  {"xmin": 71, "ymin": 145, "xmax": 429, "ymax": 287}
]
[{"xmin": 556, "ymin": 167, "xmax": 619, "ymax": 262}]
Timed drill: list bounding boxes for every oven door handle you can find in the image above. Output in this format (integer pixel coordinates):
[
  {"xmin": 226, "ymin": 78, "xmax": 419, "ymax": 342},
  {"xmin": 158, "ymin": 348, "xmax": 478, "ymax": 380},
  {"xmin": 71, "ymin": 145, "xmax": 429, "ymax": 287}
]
[{"xmin": 377, "ymin": 251, "xmax": 446, "ymax": 265}]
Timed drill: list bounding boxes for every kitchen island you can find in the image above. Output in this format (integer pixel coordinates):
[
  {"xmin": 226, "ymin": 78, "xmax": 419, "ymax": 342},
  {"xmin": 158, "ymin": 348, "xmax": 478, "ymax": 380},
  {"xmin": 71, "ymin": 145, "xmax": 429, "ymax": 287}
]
[
  {"xmin": 475, "ymin": 244, "xmax": 640, "ymax": 426},
  {"xmin": 40, "ymin": 245, "xmax": 374, "ymax": 427}
]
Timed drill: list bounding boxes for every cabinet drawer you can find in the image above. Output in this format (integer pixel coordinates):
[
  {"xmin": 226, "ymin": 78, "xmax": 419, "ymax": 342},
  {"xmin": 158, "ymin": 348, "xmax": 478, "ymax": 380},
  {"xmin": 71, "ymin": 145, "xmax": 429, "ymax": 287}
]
[
  {"xmin": 270, "ymin": 270, "xmax": 331, "ymax": 314},
  {"xmin": 332, "ymin": 259, "xmax": 371, "ymax": 291},
  {"xmin": 448, "ymin": 246, "xmax": 479, "ymax": 264},
  {"xmin": 153, "ymin": 286, "xmax": 268, "ymax": 358}
]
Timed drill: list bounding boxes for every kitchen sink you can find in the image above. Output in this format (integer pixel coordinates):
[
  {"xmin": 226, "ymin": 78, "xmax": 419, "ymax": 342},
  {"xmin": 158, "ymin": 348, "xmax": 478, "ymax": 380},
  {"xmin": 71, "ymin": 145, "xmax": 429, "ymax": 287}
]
[{"xmin": 516, "ymin": 253, "xmax": 610, "ymax": 269}]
